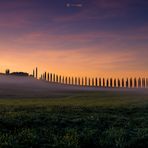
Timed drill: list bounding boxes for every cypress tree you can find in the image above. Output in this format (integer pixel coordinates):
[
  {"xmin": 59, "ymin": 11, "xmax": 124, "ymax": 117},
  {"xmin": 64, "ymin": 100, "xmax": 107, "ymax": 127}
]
[
  {"xmin": 138, "ymin": 78, "xmax": 141, "ymax": 88},
  {"xmin": 99, "ymin": 78, "xmax": 101, "ymax": 87},
  {"xmin": 103, "ymin": 78, "xmax": 105, "ymax": 87},
  {"xmin": 110, "ymin": 78, "xmax": 113, "ymax": 88},
  {"xmin": 88, "ymin": 78, "xmax": 91, "ymax": 86},
  {"xmin": 75, "ymin": 77, "xmax": 77, "ymax": 85},
  {"xmin": 126, "ymin": 78, "xmax": 129, "ymax": 88},
  {"xmin": 85, "ymin": 77, "xmax": 87, "ymax": 86},
  {"xmin": 95, "ymin": 78, "xmax": 98, "ymax": 87},
  {"xmin": 44, "ymin": 72, "xmax": 46, "ymax": 80},
  {"xmin": 130, "ymin": 78, "xmax": 133, "ymax": 88},
  {"xmin": 59, "ymin": 75, "xmax": 61, "ymax": 83},
  {"xmin": 62, "ymin": 76, "xmax": 64, "ymax": 84},
  {"xmin": 48, "ymin": 73, "xmax": 49, "ymax": 81},
  {"xmin": 56, "ymin": 75, "xmax": 58, "ymax": 83},
  {"xmin": 92, "ymin": 78, "xmax": 94, "ymax": 86},
  {"xmin": 69, "ymin": 77, "xmax": 71, "ymax": 85},
  {"xmin": 82, "ymin": 78, "xmax": 84, "ymax": 86},
  {"xmin": 118, "ymin": 79, "xmax": 120, "ymax": 88},
  {"xmin": 114, "ymin": 79, "xmax": 116, "ymax": 87},
  {"xmin": 78, "ymin": 77, "xmax": 80, "ymax": 86},
  {"xmin": 36, "ymin": 67, "xmax": 38, "ymax": 79},
  {"xmin": 106, "ymin": 79, "xmax": 109, "ymax": 87},
  {"xmin": 65, "ymin": 77, "xmax": 67, "ymax": 84},
  {"xmin": 134, "ymin": 78, "xmax": 137, "ymax": 88},
  {"xmin": 50, "ymin": 73, "xmax": 52, "ymax": 82},
  {"xmin": 53, "ymin": 74, "xmax": 55, "ymax": 82},
  {"xmin": 142, "ymin": 78, "xmax": 145, "ymax": 88},
  {"xmin": 33, "ymin": 70, "xmax": 35, "ymax": 77},
  {"xmin": 72, "ymin": 77, "xmax": 74, "ymax": 85},
  {"xmin": 122, "ymin": 78, "xmax": 124, "ymax": 87}
]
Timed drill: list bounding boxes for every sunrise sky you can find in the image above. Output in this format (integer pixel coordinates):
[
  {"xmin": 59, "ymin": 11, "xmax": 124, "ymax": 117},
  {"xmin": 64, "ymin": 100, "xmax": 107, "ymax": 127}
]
[{"xmin": 0, "ymin": 0, "xmax": 148, "ymax": 78}]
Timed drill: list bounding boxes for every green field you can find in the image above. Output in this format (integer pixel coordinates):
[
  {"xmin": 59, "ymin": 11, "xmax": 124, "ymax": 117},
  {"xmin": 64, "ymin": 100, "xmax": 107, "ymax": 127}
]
[{"xmin": 0, "ymin": 91, "xmax": 148, "ymax": 148}]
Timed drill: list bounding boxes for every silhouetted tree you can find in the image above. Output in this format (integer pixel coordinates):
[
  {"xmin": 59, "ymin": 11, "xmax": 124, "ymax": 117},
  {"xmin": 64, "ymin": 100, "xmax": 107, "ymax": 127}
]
[
  {"xmin": 65, "ymin": 77, "xmax": 67, "ymax": 84},
  {"xmin": 33, "ymin": 70, "xmax": 35, "ymax": 77},
  {"xmin": 59, "ymin": 75, "xmax": 61, "ymax": 83},
  {"xmin": 78, "ymin": 77, "xmax": 80, "ymax": 85},
  {"xmin": 99, "ymin": 78, "xmax": 101, "ymax": 87},
  {"xmin": 68, "ymin": 77, "xmax": 70, "ymax": 84},
  {"xmin": 62, "ymin": 76, "xmax": 64, "ymax": 84},
  {"xmin": 106, "ymin": 79, "xmax": 109, "ymax": 87},
  {"xmin": 103, "ymin": 78, "xmax": 105, "ymax": 87},
  {"xmin": 56, "ymin": 75, "xmax": 58, "ymax": 83},
  {"xmin": 142, "ymin": 78, "xmax": 145, "ymax": 88},
  {"xmin": 134, "ymin": 78, "xmax": 137, "ymax": 88},
  {"xmin": 126, "ymin": 78, "xmax": 129, "ymax": 88},
  {"xmin": 44, "ymin": 72, "xmax": 47, "ymax": 80},
  {"xmin": 5, "ymin": 69, "xmax": 10, "ymax": 75},
  {"xmin": 92, "ymin": 78, "xmax": 94, "ymax": 86},
  {"xmin": 118, "ymin": 79, "xmax": 120, "ymax": 88},
  {"xmin": 50, "ymin": 73, "xmax": 52, "ymax": 82},
  {"xmin": 85, "ymin": 77, "xmax": 87, "ymax": 86},
  {"xmin": 138, "ymin": 78, "xmax": 141, "ymax": 88},
  {"xmin": 110, "ymin": 78, "xmax": 113, "ymax": 88},
  {"xmin": 130, "ymin": 78, "xmax": 133, "ymax": 88},
  {"xmin": 47, "ymin": 73, "xmax": 49, "ymax": 81},
  {"xmin": 122, "ymin": 78, "xmax": 124, "ymax": 87},
  {"xmin": 82, "ymin": 78, "xmax": 84, "ymax": 86},
  {"xmin": 88, "ymin": 78, "xmax": 91, "ymax": 86},
  {"xmin": 114, "ymin": 79, "xmax": 117, "ymax": 87},
  {"xmin": 36, "ymin": 67, "xmax": 38, "ymax": 79},
  {"xmin": 75, "ymin": 77, "xmax": 77, "ymax": 85},
  {"xmin": 95, "ymin": 78, "xmax": 98, "ymax": 87},
  {"xmin": 72, "ymin": 77, "xmax": 74, "ymax": 85},
  {"xmin": 53, "ymin": 74, "xmax": 55, "ymax": 82}
]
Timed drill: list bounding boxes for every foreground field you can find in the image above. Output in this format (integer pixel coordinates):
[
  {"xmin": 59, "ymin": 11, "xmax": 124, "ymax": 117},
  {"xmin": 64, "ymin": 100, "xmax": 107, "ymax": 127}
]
[{"xmin": 0, "ymin": 91, "xmax": 148, "ymax": 148}]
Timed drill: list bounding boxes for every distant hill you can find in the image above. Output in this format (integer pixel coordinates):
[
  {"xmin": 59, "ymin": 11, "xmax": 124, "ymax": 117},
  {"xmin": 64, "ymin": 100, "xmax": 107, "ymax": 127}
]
[
  {"xmin": 0, "ymin": 75, "xmax": 98, "ymax": 98},
  {"xmin": 0, "ymin": 75, "xmax": 146, "ymax": 99}
]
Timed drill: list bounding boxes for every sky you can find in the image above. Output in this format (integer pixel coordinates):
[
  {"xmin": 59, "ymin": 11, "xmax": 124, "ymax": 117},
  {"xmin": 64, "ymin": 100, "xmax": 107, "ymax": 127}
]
[{"xmin": 0, "ymin": 0, "xmax": 148, "ymax": 78}]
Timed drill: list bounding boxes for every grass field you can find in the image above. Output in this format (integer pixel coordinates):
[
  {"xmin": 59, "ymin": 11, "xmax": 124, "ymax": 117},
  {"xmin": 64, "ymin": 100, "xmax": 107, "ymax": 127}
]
[{"xmin": 0, "ymin": 91, "xmax": 148, "ymax": 148}]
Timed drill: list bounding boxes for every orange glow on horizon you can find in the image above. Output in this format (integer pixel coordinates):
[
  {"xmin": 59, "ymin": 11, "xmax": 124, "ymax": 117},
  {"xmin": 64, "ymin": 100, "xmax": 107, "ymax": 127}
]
[{"xmin": 0, "ymin": 48, "xmax": 147, "ymax": 79}]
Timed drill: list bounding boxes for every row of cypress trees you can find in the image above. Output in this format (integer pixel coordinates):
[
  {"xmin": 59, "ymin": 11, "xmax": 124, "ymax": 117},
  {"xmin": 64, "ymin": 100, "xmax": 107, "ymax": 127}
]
[{"xmin": 39, "ymin": 72, "xmax": 148, "ymax": 88}]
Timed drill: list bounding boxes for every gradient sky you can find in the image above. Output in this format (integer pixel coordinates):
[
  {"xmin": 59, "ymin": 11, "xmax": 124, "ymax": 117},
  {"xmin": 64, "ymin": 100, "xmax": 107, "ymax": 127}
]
[{"xmin": 0, "ymin": 0, "xmax": 148, "ymax": 78}]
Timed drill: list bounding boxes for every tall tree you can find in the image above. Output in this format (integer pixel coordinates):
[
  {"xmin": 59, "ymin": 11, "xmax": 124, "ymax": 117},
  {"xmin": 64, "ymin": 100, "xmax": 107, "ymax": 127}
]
[
  {"xmin": 114, "ymin": 79, "xmax": 117, "ymax": 87},
  {"xmin": 99, "ymin": 78, "xmax": 101, "ymax": 87},
  {"xmin": 106, "ymin": 79, "xmax": 109, "ymax": 87},
  {"xmin": 95, "ymin": 78, "xmax": 98, "ymax": 87},
  {"xmin": 134, "ymin": 78, "xmax": 137, "ymax": 88},
  {"xmin": 122, "ymin": 78, "xmax": 124, "ymax": 87},
  {"xmin": 110, "ymin": 78, "xmax": 113, "ymax": 88},
  {"xmin": 88, "ymin": 78, "xmax": 91, "ymax": 86},
  {"xmin": 85, "ymin": 77, "xmax": 87, "ymax": 86},
  {"xmin": 138, "ymin": 78, "xmax": 141, "ymax": 88},
  {"xmin": 82, "ymin": 78, "xmax": 84, "ymax": 86},
  {"xmin": 130, "ymin": 78, "xmax": 133, "ymax": 88},
  {"xmin": 36, "ymin": 67, "xmax": 38, "ymax": 79},
  {"xmin": 50, "ymin": 73, "xmax": 52, "ymax": 82},
  {"xmin": 118, "ymin": 79, "xmax": 120, "ymax": 88},
  {"xmin": 126, "ymin": 78, "xmax": 129, "ymax": 88},
  {"xmin": 47, "ymin": 73, "xmax": 49, "ymax": 81},
  {"xmin": 92, "ymin": 78, "xmax": 94, "ymax": 86},
  {"xmin": 103, "ymin": 78, "xmax": 105, "ymax": 87}
]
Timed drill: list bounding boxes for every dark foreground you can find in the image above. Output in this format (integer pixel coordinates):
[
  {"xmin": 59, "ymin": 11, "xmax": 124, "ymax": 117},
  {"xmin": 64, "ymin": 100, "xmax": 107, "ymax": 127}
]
[{"xmin": 0, "ymin": 91, "xmax": 148, "ymax": 148}]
